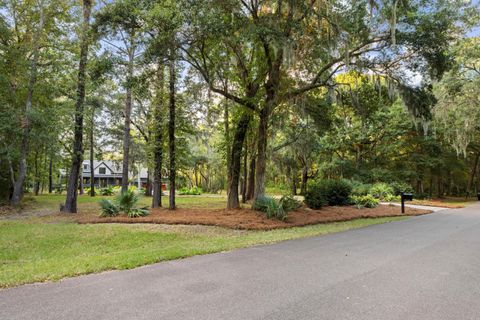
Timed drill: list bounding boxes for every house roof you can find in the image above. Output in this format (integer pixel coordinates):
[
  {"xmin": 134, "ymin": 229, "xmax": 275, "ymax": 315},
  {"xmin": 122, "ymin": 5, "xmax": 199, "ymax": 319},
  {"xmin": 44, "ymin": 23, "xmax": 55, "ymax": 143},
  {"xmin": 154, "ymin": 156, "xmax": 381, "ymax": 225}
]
[
  {"xmin": 82, "ymin": 160, "xmax": 148, "ymax": 179},
  {"xmin": 83, "ymin": 160, "xmax": 122, "ymax": 174}
]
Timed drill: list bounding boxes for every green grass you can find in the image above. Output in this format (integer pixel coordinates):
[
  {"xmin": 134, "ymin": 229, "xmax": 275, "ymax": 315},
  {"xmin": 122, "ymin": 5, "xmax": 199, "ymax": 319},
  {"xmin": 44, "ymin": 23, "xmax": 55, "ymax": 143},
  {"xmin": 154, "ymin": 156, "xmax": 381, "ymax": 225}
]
[
  {"xmin": 0, "ymin": 217, "xmax": 406, "ymax": 287},
  {"xmin": 26, "ymin": 193, "xmax": 227, "ymax": 210}
]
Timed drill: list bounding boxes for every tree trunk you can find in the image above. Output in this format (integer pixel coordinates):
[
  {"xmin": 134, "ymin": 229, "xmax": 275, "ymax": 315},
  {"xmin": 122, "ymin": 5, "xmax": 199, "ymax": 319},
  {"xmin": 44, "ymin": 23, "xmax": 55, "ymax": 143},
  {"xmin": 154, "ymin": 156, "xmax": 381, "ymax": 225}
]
[
  {"xmin": 300, "ymin": 165, "xmax": 308, "ymax": 195},
  {"xmin": 168, "ymin": 56, "xmax": 176, "ymax": 210},
  {"xmin": 467, "ymin": 152, "xmax": 480, "ymax": 199},
  {"xmin": 63, "ymin": 0, "xmax": 91, "ymax": 213},
  {"xmin": 227, "ymin": 112, "xmax": 251, "ymax": 209},
  {"xmin": 224, "ymin": 96, "xmax": 231, "ymax": 193},
  {"xmin": 145, "ymin": 168, "xmax": 152, "ymax": 196},
  {"xmin": 241, "ymin": 143, "xmax": 247, "ymax": 203},
  {"xmin": 79, "ymin": 170, "xmax": 84, "ymax": 195},
  {"xmin": 89, "ymin": 106, "xmax": 95, "ymax": 197},
  {"xmin": 34, "ymin": 151, "xmax": 40, "ymax": 196},
  {"xmin": 48, "ymin": 155, "xmax": 53, "ymax": 193},
  {"xmin": 253, "ymin": 106, "xmax": 270, "ymax": 200},
  {"xmin": 152, "ymin": 63, "xmax": 164, "ymax": 208},
  {"xmin": 246, "ymin": 153, "xmax": 256, "ymax": 201},
  {"xmin": 10, "ymin": 3, "xmax": 45, "ymax": 205},
  {"xmin": 121, "ymin": 45, "xmax": 135, "ymax": 193}
]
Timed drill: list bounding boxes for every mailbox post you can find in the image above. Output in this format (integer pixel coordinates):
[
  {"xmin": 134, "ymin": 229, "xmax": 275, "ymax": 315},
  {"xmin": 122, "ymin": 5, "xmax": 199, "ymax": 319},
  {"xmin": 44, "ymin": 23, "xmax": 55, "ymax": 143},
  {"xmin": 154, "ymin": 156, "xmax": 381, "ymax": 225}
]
[{"xmin": 401, "ymin": 192, "xmax": 413, "ymax": 213}]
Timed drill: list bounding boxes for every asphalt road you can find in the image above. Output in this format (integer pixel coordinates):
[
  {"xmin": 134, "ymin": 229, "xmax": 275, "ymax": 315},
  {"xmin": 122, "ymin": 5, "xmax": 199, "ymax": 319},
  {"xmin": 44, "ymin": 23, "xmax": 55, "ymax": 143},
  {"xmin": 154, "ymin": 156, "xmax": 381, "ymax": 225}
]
[{"xmin": 2, "ymin": 204, "xmax": 480, "ymax": 320}]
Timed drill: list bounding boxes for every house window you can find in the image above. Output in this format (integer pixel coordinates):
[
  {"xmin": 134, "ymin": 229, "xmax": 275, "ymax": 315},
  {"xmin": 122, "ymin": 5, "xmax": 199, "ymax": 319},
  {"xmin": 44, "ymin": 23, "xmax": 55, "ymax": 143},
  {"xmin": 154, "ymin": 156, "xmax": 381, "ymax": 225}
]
[
  {"xmin": 83, "ymin": 164, "xmax": 88, "ymax": 170},
  {"xmin": 99, "ymin": 167, "xmax": 106, "ymax": 174}
]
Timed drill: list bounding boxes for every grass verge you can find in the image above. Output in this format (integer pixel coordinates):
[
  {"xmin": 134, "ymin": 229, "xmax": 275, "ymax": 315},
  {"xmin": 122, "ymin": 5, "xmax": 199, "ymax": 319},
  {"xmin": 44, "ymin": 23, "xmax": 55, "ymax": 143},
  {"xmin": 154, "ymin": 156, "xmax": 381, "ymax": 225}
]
[{"xmin": 0, "ymin": 217, "xmax": 405, "ymax": 288}]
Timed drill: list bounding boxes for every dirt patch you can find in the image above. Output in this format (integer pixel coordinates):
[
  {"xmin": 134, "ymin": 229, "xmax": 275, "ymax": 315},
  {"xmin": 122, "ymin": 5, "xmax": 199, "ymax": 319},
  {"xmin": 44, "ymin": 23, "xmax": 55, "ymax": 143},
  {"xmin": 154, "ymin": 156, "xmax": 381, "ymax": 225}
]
[{"xmin": 78, "ymin": 204, "xmax": 431, "ymax": 230}]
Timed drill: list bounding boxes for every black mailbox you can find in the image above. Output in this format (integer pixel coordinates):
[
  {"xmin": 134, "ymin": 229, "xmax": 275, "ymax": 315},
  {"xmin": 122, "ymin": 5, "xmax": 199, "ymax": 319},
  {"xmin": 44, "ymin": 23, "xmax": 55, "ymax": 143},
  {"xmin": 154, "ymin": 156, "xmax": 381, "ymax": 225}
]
[
  {"xmin": 402, "ymin": 193, "xmax": 413, "ymax": 201},
  {"xmin": 400, "ymin": 192, "xmax": 413, "ymax": 213},
  {"xmin": 477, "ymin": 193, "xmax": 480, "ymax": 201}
]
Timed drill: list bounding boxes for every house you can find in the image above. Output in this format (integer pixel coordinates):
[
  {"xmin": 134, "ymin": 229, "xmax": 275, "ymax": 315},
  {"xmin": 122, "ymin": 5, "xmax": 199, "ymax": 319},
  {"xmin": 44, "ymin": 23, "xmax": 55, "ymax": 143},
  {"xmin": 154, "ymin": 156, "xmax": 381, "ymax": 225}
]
[
  {"xmin": 82, "ymin": 160, "xmax": 123, "ymax": 188},
  {"xmin": 81, "ymin": 160, "xmax": 170, "ymax": 191}
]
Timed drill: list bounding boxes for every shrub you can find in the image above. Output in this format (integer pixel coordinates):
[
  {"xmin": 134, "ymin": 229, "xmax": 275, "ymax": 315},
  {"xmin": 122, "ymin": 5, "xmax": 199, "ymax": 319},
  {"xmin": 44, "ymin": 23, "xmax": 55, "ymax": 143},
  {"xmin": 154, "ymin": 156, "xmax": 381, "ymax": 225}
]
[
  {"xmin": 99, "ymin": 187, "xmax": 114, "ymax": 196},
  {"xmin": 84, "ymin": 187, "xmax": 96, "ymax": 196},
  {"xmin": 305, "ymin": 179, "xmax": 352, "ymax": 208},
  {"xmin": 279, "ymin": 195, "xmax": 301, "ymax": 212},
  {"xmin": 115, "ymin": 189, "xmax": 138, "ymax": 214},
  {"xmin": 253, "ymin": 195, "xmax": 288, "ymax": 221},
  {"xmin": 389, "ymin": 181, "xmax": 414, "ymax": 196},
  {"xmin": 99, "ymin": 199, "xmax": 120, "ymax": 217},
  {"xmin": 369, "ymin": 183, "xmax": 393, "ymax": 200},
  {"xmin": 350, "ymin": 180, "xmax": 372, "ymax": 196},
  {"xmin": 127, "ymin": 207, "xmax": 150, "ymax": 218},
  {"xmin": 179, "ymin": 186, "xmax": 202, "ymax": 195},
  {"xmin": 351, "ymin": 194, "xmax": 379, "ymax": 209}
]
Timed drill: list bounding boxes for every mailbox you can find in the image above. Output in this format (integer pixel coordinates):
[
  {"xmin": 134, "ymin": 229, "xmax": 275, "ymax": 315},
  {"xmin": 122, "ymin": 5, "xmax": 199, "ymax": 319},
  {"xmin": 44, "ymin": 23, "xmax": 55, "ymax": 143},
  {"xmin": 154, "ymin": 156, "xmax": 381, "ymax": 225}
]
[
  {"xmin": 477, "ymin": 193, "xmax": 480, "ymax": 201},
  {"xmin": 400, "ymin": 192, "xmax": 413, "ymax": 213},
  {"xmin": 402, "ymin": 193, "xmax": 413, "ymax": 201}
]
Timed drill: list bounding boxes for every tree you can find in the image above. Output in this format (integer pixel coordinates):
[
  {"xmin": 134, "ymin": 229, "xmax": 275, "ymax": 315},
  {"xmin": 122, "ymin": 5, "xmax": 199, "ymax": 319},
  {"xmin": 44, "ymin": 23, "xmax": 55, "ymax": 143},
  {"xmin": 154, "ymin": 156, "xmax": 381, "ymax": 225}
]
[
  {"xmin": 63, "ymin": 0, "xmax": 93, "ymax": 213},
  {"xmin": 95, "ymin": 0, "xmax": 145, "ymax": 193}
]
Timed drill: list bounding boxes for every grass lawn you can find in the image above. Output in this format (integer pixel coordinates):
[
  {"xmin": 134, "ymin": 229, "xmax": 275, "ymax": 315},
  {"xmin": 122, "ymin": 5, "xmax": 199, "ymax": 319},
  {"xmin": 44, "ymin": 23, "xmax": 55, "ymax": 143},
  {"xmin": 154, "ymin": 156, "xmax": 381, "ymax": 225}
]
[{"xmin": 0, "ymin": 216, "xmax": 406, "ymax": 288}]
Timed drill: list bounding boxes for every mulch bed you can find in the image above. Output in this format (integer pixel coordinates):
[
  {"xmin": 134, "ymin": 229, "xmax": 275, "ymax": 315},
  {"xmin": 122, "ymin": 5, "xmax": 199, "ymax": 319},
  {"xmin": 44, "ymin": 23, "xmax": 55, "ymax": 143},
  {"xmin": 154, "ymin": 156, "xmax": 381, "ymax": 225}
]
[{"xmin": 77, "ymin": 204, "xmax": 432, "ymax": 231}]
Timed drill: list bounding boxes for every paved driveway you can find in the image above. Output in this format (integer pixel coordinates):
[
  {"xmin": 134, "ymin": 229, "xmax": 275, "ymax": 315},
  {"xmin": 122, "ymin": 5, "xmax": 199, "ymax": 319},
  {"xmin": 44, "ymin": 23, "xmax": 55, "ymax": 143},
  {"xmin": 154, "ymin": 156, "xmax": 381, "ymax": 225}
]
[{"xmin": 2, "ymin": 204, "xmax": 480, "ymax": 320}]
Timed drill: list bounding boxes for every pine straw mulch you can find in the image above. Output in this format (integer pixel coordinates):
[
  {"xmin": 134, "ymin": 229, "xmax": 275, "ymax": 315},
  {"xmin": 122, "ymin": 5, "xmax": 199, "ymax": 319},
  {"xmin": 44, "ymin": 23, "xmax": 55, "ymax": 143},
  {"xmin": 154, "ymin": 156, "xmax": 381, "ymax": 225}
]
[{"xmin": 77, "ymin": 204, "xmax": 432, "ymax": 231}]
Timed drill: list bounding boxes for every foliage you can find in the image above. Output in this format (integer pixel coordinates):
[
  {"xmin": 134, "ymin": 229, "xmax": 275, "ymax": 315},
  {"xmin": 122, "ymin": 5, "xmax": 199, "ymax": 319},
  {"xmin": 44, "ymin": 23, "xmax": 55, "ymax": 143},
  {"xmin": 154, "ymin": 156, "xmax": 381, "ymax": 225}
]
[
  {"xmin": 389, "ymin": 182, "xmax": 414, "ymax": 196},
  {"xmin": 99, "ymin": 187, "xmax": 114, "ymax": 196},
  {"xmin": 369, "ymin": 183, "xmax": 394, "ymax": 200},
  {"xmin": 127, "ymin": 207, "xmax": 150, "ymax": 218},
  {"xmin": 351, "ymin": 195, "xmax": 380, "ymax": 209},
  {"xmin": 99, "ymin": 199, "xmax": 120, "ymax": 217},
  {"xmin": 305, "ymin": 179, "xmax": 352, "ymax": 209},
  {"xmin": 179, "ymin": 187, "xmax": 202, "ymax": 195},
  {"xmin": 252, "ymin": 196, "xmax": 290, "ymax": 221},
  {"xmin": 115, "ymin": 189, "xmax": 138, "ymax": 214},
  {"xmin": 279, "ymin": 195, "xmax": 301, "ymax": 212},
  {"xmin": 350, "ymin": 180, "xmax": 373, "ymax": 196}
]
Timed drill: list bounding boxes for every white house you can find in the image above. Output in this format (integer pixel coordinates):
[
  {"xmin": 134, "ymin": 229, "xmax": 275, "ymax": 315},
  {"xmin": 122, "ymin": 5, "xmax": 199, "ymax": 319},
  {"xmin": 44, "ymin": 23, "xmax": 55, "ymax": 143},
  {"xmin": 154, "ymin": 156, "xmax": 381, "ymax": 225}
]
[{"xmin": 82, "ymin": 160, "xmax": 149, "ymax": 188}]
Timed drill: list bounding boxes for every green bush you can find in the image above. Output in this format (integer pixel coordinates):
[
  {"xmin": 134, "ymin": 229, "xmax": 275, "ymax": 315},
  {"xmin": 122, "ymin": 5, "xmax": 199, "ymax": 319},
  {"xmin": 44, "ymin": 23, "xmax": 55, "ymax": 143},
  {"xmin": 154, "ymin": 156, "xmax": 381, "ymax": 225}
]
[
  {"xmin": 99, "ymin": 199, "xmax": 120, "ymax": 217},
  {"xmin": 279, "ymin": 195, "xmax": 301, "ymax": 212},
  {"xmin": 99, "ymin": 187, "xmax": 114, "ymax": 196},
  {"xmin": 179, "ymin": 186, "xmax": 202, "ymax": 195},
  {"xmin": 98, "ymin": 190, "xmax": 149, "ymax": 218},
  {"xmin": 253, "ymin": 196, "xmax": 288, "ymax": 221},
  {"xmin": 84, "ymin": 187, "xmax": 95, "ymax": 196},
  {"xmin": 351, "ymin": 194, "xmax": 380, "ymax": 209},
  {"xmin": 389, "ymin": 181, "xmax": 414, "ymax": 196},
  {"xmin": 350, "ymin": 180, "xmax": 372, "ymax": 196},
  {"xmin": 127, "ymin": 207, "xmax": 149, "ymax": 218},
  {"xmin": 305, "ymin": 179, "xmax": 352, "ymax": 208},
  {"xmin": 116, "ymin": 189, "xmax": 138, "ymax": 214},
  {"xmin": 369, "ymin": 183, "xmax": 393, "ymax": 200}
]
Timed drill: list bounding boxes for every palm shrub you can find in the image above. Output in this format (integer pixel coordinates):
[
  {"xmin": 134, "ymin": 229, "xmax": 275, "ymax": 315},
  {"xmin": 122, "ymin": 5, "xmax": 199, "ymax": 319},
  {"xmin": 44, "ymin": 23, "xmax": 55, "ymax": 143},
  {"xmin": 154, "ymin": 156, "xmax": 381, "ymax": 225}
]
[
  {"xmin": 128, "ymin": 207, "xmax": 150, "ymax": 218},
  {"xmin": 253, "ymin": 195, "xmax": 289, "ymax": 221},
  {"xmin": 116, "ymin": 189, "xmax": 138, "ymax": 214},
  {"xmin": 99, "ymin": 187, "xmax": 114, "ymax": 196},
  {"xmin": 369, "ymin": 183, "xmax": 394, "ymax": 200},
  {"xmin": 99, "ymin": 199, "xmax": 120, "ymax": 217},
  {"xmin": 98, "ymin": 189, "xmax": 150, "ymax": 218},
  {"xmin": 305, "ymin": 179, "xmax": 352, "ymax": 208},
  {"xmin": 351, "ymin": 194, "xmax": 379, "ymax": 209},
  {"xmin": 279, "ymin": 195, "xmax": 301, "ymax": 211}
]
